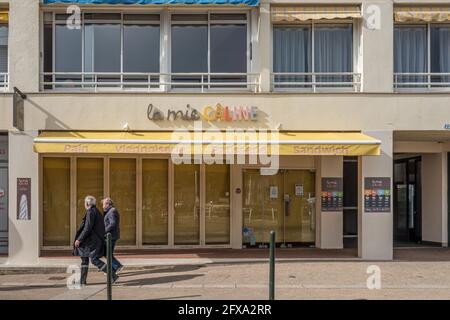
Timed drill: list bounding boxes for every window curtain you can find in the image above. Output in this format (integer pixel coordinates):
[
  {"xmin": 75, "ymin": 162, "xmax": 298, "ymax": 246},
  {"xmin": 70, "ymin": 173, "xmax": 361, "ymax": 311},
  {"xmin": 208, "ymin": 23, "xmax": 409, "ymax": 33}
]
[
  {"xmin": 394, "ymin": 26, "xmax": 427, "ymax": 85},
  {"xmin": 314, "ymin": 25, "xmax": 353, "ymax": 85},
  {"xmin": 431, "ymin": 25, "xmax": 450, "ymax": 84},
  {"xmin": 273, "ymin": 26, "xmax": 311, "ymax": 86}
]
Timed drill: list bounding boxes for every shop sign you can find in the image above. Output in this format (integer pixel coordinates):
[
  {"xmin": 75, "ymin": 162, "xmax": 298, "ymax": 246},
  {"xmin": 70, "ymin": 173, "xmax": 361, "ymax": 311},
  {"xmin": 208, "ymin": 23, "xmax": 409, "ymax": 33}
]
[
  {"xmin": 364, "ymin": 177, "xmax": 391, "ymax": 213},
  {"xmin": 321, "ymin": 178, "xmax": 343, "ymax": 212},
  {"xmin": 17, "ymin": 178, "xmax": 31, "ymax": 220},
  {"xmin": 147, "ymin": 103, "xmax": 258, "ymax": 122}
]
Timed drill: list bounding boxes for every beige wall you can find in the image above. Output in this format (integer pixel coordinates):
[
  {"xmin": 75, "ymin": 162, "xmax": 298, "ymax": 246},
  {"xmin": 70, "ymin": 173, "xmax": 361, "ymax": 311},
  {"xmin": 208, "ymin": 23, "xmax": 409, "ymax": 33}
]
[
  {"xmin": 317, "ymin": 156, "xmax": 343, "ymax": 249},
  {"xmin": 359, "ymin": 130, "xmax": 393, "ymax": 260},
  {"xmin": 1, "ymin": 93, "xmax": 450, "ymax": 132},
  {"xmin": 422, "ymin": 153, "xmax": 448, "ymax": 245},
  {"xmin": 8, "ymin": 0, "xmax": 40, "ymax": 93},
  {"xmin": 7, "ymin": 131, "xmax": 39, "ymax": 265}
]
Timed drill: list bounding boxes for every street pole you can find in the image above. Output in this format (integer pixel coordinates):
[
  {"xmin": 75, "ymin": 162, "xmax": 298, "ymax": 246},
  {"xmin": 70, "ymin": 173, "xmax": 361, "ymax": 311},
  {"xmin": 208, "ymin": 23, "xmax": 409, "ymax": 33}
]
[
  {"xmin": 269, "ymin": 230, "xmax": 275, "ymax": 300},
  {"xmin": 106, "ymin": 232, "xmax": 112, "ymax": 301}
]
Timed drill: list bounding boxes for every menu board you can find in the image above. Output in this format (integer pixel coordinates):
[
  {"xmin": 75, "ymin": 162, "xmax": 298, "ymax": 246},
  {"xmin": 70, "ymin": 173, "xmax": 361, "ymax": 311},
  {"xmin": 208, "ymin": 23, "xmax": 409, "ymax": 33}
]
[
  {"xmin": 364, "ymin": 177, "xmax": 391, "ymax": 213},
  {"xmin": 17, "ymin": 178, "xmax": 31, "ymax": 220},
  {"xmin": 321, "ymin": 178, "xmax": 343, "ymax": 212}
]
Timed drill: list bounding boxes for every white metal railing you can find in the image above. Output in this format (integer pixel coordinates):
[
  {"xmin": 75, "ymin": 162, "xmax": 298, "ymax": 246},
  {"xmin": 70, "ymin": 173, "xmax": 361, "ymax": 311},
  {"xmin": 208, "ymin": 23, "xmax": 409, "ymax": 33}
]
[
  {"xmin": 272, "ymin": 72, "xmax": 361, "ymax": 92},
  {"xmin": 41, "ymin": 72, "xmax": 261, "ymax": 93},
  {"xmin": 0, "ymin": 73, "xmax": 8, "ymax": 91},
  {"xmin": 394, "ymin": 73, "xmax": 450, "ymax": 91}
]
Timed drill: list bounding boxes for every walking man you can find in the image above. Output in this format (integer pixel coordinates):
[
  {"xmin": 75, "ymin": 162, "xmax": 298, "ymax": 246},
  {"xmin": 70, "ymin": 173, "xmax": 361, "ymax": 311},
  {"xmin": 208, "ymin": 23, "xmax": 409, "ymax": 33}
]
[
  {"xmin": 74, "ymin": 196, "xmax": 118, "ymax": 285},
  {"xmin": 102, "ymin": 197, "xmax": 124, "ymax": 273}
]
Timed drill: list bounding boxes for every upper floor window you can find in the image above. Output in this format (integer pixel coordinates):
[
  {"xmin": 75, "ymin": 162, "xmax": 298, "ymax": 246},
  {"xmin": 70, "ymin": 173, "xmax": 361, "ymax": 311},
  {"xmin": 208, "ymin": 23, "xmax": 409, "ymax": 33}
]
[
  {"xmin": 43, "ymin": 12, "xmax": 160, "ymax": 90},
  {"xmin": 271, "ymin": 5, "xmax": 361, "ymax": 92},
  {"xmin": 171, "ymin": 13, "xmax": 248, "ymax": 89},
  {"xmin": 42, "ymin": 11, "xmax": 256, "ymax": 92},
  {"xmin": 394, "ymin": 24, "xmax": 450, "ymax": 89},
  {"xmin": 394, "ymin": 6, "xmax": 450, "ymax": 90}
]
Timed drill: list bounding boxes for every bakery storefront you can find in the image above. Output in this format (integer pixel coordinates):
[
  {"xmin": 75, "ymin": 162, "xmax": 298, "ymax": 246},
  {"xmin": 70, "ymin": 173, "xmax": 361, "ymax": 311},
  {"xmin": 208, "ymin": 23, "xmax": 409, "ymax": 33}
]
[{"xmin": 34, "ymin": 119, "xmax": 381, "ymax": 250}]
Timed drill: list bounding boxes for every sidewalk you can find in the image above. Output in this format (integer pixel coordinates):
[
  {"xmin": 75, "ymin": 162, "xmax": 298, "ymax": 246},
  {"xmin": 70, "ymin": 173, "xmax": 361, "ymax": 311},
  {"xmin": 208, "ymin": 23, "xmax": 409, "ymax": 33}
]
[{"xmin": 2, "ymin": 258, "xmax": 450, "ymax": 300}]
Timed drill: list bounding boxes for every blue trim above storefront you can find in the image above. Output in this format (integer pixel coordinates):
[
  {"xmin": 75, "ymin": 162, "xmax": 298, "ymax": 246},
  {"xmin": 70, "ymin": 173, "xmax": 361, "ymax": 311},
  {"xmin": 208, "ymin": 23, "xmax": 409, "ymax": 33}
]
[{"xmin": 43, "ymin": 0, "xmax": 260, "ymax": 6}]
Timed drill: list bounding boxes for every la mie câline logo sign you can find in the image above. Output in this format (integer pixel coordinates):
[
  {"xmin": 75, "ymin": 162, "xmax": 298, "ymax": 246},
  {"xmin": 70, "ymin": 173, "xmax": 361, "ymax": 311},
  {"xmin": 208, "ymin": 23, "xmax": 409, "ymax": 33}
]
[{"xmin": 147, "ymin": 103, "xmax": 258, "ymax": 122}]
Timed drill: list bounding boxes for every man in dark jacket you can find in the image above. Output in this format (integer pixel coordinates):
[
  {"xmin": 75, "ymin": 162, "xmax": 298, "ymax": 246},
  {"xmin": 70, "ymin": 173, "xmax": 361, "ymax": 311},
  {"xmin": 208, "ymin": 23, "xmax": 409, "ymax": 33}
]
[
  {"xmin": 102, "ymin": 197, "xmax": 124, "ymax": 273},
  {"xmin": 74, "ymin": 196, "xmax": 118, "ymax": 285}
]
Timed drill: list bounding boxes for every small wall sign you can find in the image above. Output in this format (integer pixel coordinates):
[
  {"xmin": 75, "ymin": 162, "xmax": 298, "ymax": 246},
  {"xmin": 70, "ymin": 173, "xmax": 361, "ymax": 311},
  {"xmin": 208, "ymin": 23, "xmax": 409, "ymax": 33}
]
[
  {"xmin": 321, "ymin": 178, "xmax": 343, "ymax": 212},
  {"xmin": 364, "ymin": 177, "xmax": 391, "ymax": 213},
  {"xmin": 17, "ymin": 178, "xmax": 31, "ymax": 220}
]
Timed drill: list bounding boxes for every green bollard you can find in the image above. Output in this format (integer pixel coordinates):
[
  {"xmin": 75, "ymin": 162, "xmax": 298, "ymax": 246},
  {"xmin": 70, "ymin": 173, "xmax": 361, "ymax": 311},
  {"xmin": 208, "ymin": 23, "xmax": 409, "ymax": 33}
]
[
  {"xmin": 106, "ymin": 232, "xmax": 112, "ymax": 301},
  {"xmin": 269, "ymin": 230, "xmax": 275, "ymax": 300}
]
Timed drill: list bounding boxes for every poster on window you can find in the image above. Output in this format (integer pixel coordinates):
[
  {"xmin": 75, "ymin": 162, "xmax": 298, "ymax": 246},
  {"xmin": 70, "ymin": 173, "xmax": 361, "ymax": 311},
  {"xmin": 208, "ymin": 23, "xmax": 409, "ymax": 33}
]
[
  {"xmin": 364, "ymin": 177, "xmax": 391, "ymax": 213},
  {"xmin": 17, "ymin": 178, "xmax": 31, "ymax": 220},
  {"xmin": 321, "ymin": 178, "xmax": 343, "ymax": 212}
]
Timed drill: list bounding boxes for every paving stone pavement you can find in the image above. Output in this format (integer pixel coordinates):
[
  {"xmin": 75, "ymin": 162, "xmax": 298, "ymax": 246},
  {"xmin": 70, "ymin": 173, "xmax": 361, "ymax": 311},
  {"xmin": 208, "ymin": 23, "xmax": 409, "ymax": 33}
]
[{"xmin": 1, "ymin": 260, "xmax": 450, "ymax": 300}]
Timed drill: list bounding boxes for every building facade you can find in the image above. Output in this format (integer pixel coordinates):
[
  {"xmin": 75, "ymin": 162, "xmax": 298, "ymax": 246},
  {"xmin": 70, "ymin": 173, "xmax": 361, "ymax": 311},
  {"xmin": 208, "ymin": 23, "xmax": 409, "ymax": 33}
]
[{"xmin": 0, "ymin": 0, "xmax": 449, "ymax": 265}]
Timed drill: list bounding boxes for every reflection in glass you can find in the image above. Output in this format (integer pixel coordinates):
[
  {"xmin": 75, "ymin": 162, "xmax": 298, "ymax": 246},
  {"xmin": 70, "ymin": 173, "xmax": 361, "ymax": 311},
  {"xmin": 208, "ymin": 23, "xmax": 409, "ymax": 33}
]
[
  {"xmin": 142, "ymin": 160, "xmax": 168, "ymax": 245},
  {"xmin": 205, "ymin": 165, "xmax": 230, "ymax": 244},
  {"xmin": 110, "ymin": 159, "xmax": 136, "ymax": 245},
  {"xmin": 76, "ymin": 158, "xmax": 104, "ymax": 224},
  {"xmin": 431, "ymin": 25, "xmax": 450, "ymax": 84},
  {"xmin": 174, "ymin": 164, "xmax": 200, "ymax": 245},
  {"xmin": 43, "ymin": 158, "xmax": 71, "ymax": 246}
]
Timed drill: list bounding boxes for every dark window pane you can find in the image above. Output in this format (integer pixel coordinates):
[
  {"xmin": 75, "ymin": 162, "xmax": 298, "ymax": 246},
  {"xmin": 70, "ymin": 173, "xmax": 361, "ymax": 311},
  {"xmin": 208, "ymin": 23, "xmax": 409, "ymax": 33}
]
[
  {"xmin": 172, "ymin": 14, "xmax": 208, "ymax": 22},
  {"xmin": 210, "ymin": 24, "xmax": 246, "ymax": 73},
  {"xmin": 210, "ymin": 13, "xmax": 247, "ymax": 21},
  {"xmin": 394, "ymin": 26, "xmax": 428, "ymax": 85},
  {"xmin": 314, "ymin": 24, "xmax": 353, "ymax": 84},
  {"xmin": 431, "ymin": 25, "xmax": 450, "ymax": 84},
  {"xmin": 171, "ymin": 25, "xmax": 207, "ymax": 73},
  {"xmin": 124, "ymin": 24, "xmax": 160, "ymax": 73},
  {"xmin": 43, "ymin": 24, "xmax": 53, "ymax": 73},
  {"xmin": 273, "ymin": 26, "xmax": 311, "ymax": 86},
  {"xmin": 84, "ymin": 23, "xmax": 121, "ymax": 73},
  {"xmin": 55, "ymin": 24, "xmax": 82, "ymax": 72},
  {"xmin": 0, "ymin": 25, "xmax": 7, "ymax": 74}
]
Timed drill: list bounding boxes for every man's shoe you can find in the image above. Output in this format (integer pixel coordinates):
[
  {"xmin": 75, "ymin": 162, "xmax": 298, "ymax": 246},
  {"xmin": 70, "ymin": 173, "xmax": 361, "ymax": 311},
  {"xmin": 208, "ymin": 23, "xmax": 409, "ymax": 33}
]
[
  {"xmin": 115, "ymin": 265, "xmax": 124, "ymax": 274},
  {"xmin": 112, "ymin": 273, "xmax": 119, "ymax": 284}
]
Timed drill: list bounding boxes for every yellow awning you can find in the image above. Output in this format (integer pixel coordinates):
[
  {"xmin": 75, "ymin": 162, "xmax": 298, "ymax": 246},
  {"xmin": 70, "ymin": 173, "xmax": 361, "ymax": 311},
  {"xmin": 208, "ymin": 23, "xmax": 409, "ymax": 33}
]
[
  {"xmin": 0, "ymin": 11, "xmax": 8, "ymax": 23},
  {"xmin": 34, "ymin": 131, "xmax": 381, "ymax": 156},
  {"xmin": 395, "ymin": 7, "xmax": 450, "ymax": 23},
  {"xmin": 271, "ymin": 5, "xmax": 361, "ymax": 23}
]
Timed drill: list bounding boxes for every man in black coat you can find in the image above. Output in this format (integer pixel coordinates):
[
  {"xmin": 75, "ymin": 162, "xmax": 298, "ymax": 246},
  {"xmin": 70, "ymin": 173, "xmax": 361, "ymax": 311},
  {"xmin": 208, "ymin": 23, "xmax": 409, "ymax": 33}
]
[
  {"xmin": 73, "ymin": 196, "xmax": 118, "ymax": 285},
  {"xmin": 102, "ymin": 197, "xmax": 123, "ymax": 273}
]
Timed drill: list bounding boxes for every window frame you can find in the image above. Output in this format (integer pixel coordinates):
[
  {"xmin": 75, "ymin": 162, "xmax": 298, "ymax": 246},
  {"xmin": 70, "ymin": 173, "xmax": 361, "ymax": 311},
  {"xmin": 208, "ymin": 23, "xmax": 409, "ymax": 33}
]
[
  {"xmin": 394, "ymin": 21, "xmax": 450, "ymax": 91},
  {"xmin": 169, "ymin": 11, "xmax": 251, "ymax": 92},
  {"xmin": 271, "ymin": 18, "xmax": 359, "ymax": 92}
]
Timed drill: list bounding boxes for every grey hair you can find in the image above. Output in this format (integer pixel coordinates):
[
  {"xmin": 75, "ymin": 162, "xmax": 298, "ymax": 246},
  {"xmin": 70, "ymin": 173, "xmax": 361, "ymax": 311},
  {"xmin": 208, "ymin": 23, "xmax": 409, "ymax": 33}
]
[
  {"xmin": 85, "ymin": 195, "xmax": 96, "ymax": 207},
  {"xmin": 102, "ymin": 197, "xmax": 114, "ymax": 207}
]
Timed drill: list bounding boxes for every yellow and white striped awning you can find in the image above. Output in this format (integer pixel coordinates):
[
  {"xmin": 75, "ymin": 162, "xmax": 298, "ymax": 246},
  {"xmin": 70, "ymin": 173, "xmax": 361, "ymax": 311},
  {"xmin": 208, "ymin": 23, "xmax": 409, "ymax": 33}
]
[
  {"xmin": 0, "ymin": 11, "xmax": 8, "ymax": 23},
  {"xmin": 271, "ymin": 5, "xmax": 361, "ymax": 23},
  {"xmin": 34, "ymin": 131, "xmax": 381, "ymax": 156},
  {"xmin": 394, "ymin": 7, "xmax": 450, "ymax": 23}
]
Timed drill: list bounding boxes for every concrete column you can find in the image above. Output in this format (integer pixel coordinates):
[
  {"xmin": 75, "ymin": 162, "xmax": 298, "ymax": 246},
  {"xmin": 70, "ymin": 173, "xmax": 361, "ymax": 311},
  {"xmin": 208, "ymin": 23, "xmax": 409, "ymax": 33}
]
[
  {"xmin": 421, "ymin": 152, "xmax": 448, "ymax": 246},
  {"xmin": 9, "ymin": 0, "xmax": 40, "ymax": 93},
  {"xmin": 257, "ymin": 1, "xmax": 271, "ymax": 93},
  {"xmin": 7, "ymin": 130, "xmax": 39, "ymax": 265},
  {"xmin": 361, "ymin": 1, "xmax": 394, "ymax": 92},
  {"xmin": 231, "ymin": 165, "xmax": 243, "ymax": 249},
  {"xmin": 317, "ymin": 156, "xmax": 343, "ymax": 249},
  {"xmin": 358, "ymin": 130, "xmax": 393, "ymax": 260}
]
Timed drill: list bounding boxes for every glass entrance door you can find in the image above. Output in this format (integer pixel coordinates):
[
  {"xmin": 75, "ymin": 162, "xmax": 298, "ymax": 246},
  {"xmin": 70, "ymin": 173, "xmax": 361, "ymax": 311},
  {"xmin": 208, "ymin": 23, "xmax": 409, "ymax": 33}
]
[
  {"xmin": 174, "ymin": 164, "xmax": 231, "ymax": 246},
  {"xmin": 242, "ymin": 169, "xmax": 316, "ymax": 247},
  {"xmin": 394, "ymin": 157, "xmax": 422, "ymax": 244}
]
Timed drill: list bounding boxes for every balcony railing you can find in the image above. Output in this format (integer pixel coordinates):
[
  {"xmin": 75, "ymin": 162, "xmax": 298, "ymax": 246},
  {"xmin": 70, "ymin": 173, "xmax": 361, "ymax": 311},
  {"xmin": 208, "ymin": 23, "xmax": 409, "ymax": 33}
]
[
  {"xmin": 0, "ymin": 73, "xmax": 8, "ymax": 91},
  {"xmin": 41, "ymin": 72, "xmax": 261, "ymax": 93},
  {"xmin": 272, "ymin": 72, "xmax": 361, "ymax": 92},
  {"xmin": 394, "ymin": 73, "xmax": 450, "ymax": 91}
]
